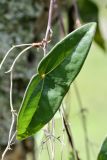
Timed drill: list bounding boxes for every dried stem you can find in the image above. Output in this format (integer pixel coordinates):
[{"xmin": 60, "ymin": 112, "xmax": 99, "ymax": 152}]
[
  {"xmin": 60, "ymin": 109, "xmax": 65, "ymax": 160},
  {"xmin": 43, "ymin": 0, "xmax": 55, "ymax": 55},
  {"xmin": 5, "ymin": 46, "xmax": 32, "ymax": 73},
  {"xmin": 43, "ymin": 0, "xmax": 55, "ymax": 159},
  {"xmin": 46, "ymin": 141, "xmax": 51, "ymax": 160},
  {"xmin": 69, "ymin": 1, "xmax": 90, "ymax": 159},
  {"xmin": 72, "ymin": 0, "xmax": 81, "ymax": 28},
  {"xmin": 58, "ymin": 2, "xmax": 90, "ymax": 159},
  {"xmin": 74, "ymin": 82, "xmax": 90, "ymax": 160},
  {"xmin": 0, "ymin": 40, "xmax": 50, "ymax": 72},
  {"xmin": 1, "ymin": 0, "xmax": 55, "ymax": 159},
  {"xmin": 44, "ymin": 133, "xmax": 51, "ymax": 160},
  {"xmin": 1, "ymin": 71, "xmax": 17, "ymax": 160},
  {"xmin": 51, "ymin": 119, "xmax": 55, "ymax": 160},
  {"xmin": 57, "ymin": 5, "xmax": 80, "ymax": 159},
  {"xmin": 1, "ymin": 40, "xmax": 42, "ymax": 159},
  {"xmin": 55, "ymin": 2, "xmax": 66, "ymax": 37},
  {"xmin": 62, "ymin": 105, "xmax": 80, "ymax": 160},
  {"xmin": 1, "ymin": 131, "xmax": 16, "ymax": 160},
  {"xmin": 0, "ymin": 44, "xmax": 32, "ymax": 70},
  {"xmin": 43, "ymin": 121, "xmax": 55, "ymax": 160}
]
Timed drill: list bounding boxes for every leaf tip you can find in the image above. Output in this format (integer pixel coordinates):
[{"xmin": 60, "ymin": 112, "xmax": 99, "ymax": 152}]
[{"xmin": 89, "ymin": 22, "xmax": 97, "ymax": 31}]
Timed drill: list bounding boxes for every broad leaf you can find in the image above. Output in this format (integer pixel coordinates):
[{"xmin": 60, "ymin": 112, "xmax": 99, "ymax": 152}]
[
  {"xmin": 17, "ymin": 23, "xmax": 96, "ymax": 140},
  {"xmin": 17, "ymin": 74, "xmax": 44, "ymax": 135},
  {"xmin": 77, "ymin": 0, "xmax": 105, "ymax": 50},
  {"xmin": 97, "ymin": 137, "xmax": 107, "ymax": 160}
]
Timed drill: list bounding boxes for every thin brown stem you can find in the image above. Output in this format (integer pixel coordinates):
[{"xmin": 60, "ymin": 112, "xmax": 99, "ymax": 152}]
[
  {"xmin": 59, "ymin": 109, "xmax": 65, "ymax": 160},
  {"xmin": 74, "ymin": 82, "xmax": 90, "ymax": 160},
  {"xmin": 72, "ymin": 0, "xmax": 81, "ymax": 28},
  {"xmin": 62, "ymin": 105, "xmax": 80, "ymax": 160},
  {"xmin": 43, "ymin": 0, "xmax": 55, "ymax": 55}
]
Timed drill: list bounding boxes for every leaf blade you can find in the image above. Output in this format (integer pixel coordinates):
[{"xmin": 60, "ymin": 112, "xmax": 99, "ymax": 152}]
[
  {"xmin": 38, "ymin": 23, "xmax": 96, "ymax": 75},
  {"xmin": 17, "ymin": 74, "xmax": 44, "ymax": 140},
  {"xmin": 17, "ymin": 23, "xmax": 96, "ymax": 140}
]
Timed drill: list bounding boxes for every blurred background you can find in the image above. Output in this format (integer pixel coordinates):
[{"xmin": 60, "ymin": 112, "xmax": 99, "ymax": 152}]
[{"xmin": 0, "ymin": 0, "xmax": 107, "ymax": 160}]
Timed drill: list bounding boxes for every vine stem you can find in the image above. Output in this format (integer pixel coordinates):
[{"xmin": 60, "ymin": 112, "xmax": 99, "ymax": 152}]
[
  {"xmin": 50, "ymin": 119, "xmax": 55, "ymax": 160},
  {"xmin": 1, "ymin": 71, "xmax": 17, "ymax": 160},
  {"xmin": 58, "ymin": 1, "xmax": 90, "ymax": 159},
  {"xmin": 0, "ymin": 44, "xmax": 32, "ymax": 70},
  {"xmin": 5, "ymin": 46, "xmax": 32, "ymax": 73},
  {"xmin": 70, "ymin": 0, "xmax": 90, "ymax": 159},
  {"xmin": 43, "ymin": 0, "xmax": 55, "ymax": 55},
  {"xmin": 1, "ymin": 1, "xmax": 55, "ymax": 159},
  {"xmin": 1, "ymin": 131, "xmax": 17, "ymax": 160},
  {"xmin": 56, "ymin": 3, "xmax": 81, "ymax": 159},
  {"xmin": 62, "ymin": 104, "xmax": 80, "ymax": 160},
  {"xmin": 59, "ymin": 109, "xmax": 65, "ymax": 160},
  {"xmin": 72, "ymin": 0, "xmax": 81, "ymax": 28},
  {"xmin": 43, "ymin": 0, "xmax": 55, "ymax": 159},
  {"xmin": 0, "ymin": 40, "xmax": 50, "ymax": 72},
  {"xmin": 0, "ymin": 41, "xmax": 46, "ymax": 160},
  {"xmin": 74, "ymin": 82, "xmax": 90, "ymax": 160},
  {"xmin": 1, "ymin": 0, "xmax": 55, "ymax": 158}
]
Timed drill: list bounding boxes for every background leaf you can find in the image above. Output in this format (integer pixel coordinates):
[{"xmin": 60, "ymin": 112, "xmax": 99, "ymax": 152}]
[
  {"xmin": 97, "ymin": 137, "xmax": 107, "ymax": 160},
  {"xmin": 17, "ymin": 23, "xmax": 96, "ymax": 140},
  {"xmin": 77, "ymin": 0, "xmax": 105, "ymax": 50}
]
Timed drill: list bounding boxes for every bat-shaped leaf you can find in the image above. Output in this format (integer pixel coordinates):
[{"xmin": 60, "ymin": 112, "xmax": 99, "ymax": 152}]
[{"xmin": 17, "ymin": 23, "xmax": 96, "ymax": 140}]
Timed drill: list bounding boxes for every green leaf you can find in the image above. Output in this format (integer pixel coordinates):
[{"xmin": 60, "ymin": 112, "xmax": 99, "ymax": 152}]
[
  {"xmin": 97, "ymin": 137, "xmax": 107, "ymax": 160},
  {"xmin": 17, "ymin": 74, "xmax": 44, "ymax": 136},
  {"xmin": 78, "ymin": 0, "xmax": 105, "ymax": 50},
  {"xmin": 17, "ymin": 23, "xmax": 96, "ymax": 140}
]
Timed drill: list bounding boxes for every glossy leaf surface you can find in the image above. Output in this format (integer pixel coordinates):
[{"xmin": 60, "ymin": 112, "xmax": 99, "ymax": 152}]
[{"xmin": 17, "ymin": 23, "xmax": 96, "ymax": 140}]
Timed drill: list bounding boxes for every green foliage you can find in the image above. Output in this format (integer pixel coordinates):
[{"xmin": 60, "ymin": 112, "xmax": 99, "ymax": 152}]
[
  {"xmin": 78, "ymin": 0, "xmax": 105, "ymax": 50},
  {"xmin": 69, "ymin": 152, "xmax": 75, "ymax": 160},
  {"xmin": 17, "ymin": 23, "xmax": 96, "ymax": 140},
  {"xmin": 97, "ymin": 137, "xmax": 107, "ymax": 160}
]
